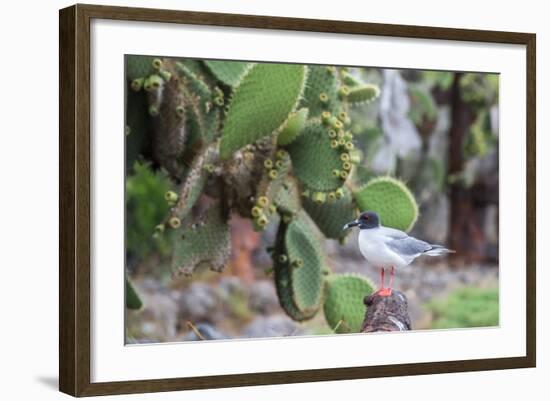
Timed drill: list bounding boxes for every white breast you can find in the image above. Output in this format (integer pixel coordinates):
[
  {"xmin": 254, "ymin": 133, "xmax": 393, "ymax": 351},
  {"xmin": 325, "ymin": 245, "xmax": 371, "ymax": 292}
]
[{"xmin": 358, "ymin": 228, "xmax": 408, "ymax": 269}]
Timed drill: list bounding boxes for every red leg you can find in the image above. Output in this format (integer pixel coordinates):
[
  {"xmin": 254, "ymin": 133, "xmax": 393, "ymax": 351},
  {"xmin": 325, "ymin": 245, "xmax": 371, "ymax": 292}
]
[
  {"xmin": 379, "ymin": 267, "xmax": 385, "ymax": 290},
  {"xmin": 388, "ymin": 266, "xmax": 395, "ymax": 290},
  {"xmin": 378, "ymin": 266, "xmax": 393, "ymax": 297}
]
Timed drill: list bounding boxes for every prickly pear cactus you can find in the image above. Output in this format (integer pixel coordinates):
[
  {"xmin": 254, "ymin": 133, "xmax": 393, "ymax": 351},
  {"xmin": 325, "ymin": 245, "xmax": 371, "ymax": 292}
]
[
  {"xmin": 323, "ymin": 273, "xmax": 374, "ymax": 333},
  {"xmin": 126, "ymin": 58, "xmax": 421, "ymax": 328},
  {"xmin": 353, "ymin": 176, "xmax": 419, "ymax": 231}
]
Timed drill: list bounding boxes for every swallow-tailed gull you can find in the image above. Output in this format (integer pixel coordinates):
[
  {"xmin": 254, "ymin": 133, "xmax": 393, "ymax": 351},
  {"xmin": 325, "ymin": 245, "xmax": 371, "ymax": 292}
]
[{"xmin": 343, "ymin": 211, "xmax": 454, "ymax": 296}]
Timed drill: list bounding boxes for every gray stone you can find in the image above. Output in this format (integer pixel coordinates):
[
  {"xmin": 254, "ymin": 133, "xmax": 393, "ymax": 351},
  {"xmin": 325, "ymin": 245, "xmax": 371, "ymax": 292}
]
[
  {"xmin": 243, "ymin": 315, "xmax": 302, "ymax": 338},
  {"xmin": 127, "ymin": 280, "xmax": 179, "ymax": 341},
  {"xmin": 249, "ymin": 280, "xmax": 279, "ymax": 315},
  {"xmin": 178, "ymin": 282, "xmax": 220, "ymax": 323}
]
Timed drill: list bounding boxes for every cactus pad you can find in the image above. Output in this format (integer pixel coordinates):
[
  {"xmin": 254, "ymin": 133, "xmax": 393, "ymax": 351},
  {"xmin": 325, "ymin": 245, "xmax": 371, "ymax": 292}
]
[
  {"xmin": 287, "ymin": 121, "xmax": 348, "ymax": 191},
  {"xmin": 251, "ymin": 150, "xmax": 294, "ymax": 230},
  {"xmin": 304, "ymin": 186, "xmax": 357, "ymax": 239},
  {"xmin": 323, "ymin": 273, "xmax": 374, "ymax": 333},
  {"xmin": 285, "ymin": 214, "xmax": 325, "ymax": 313},
  {"xmin": 175, "ymin": 62, "xmax": 212, "ymax": 101},
  {"xmin": 126, "ymin": 55, "xmax": 157, "ymax": 81},
  {"xmin": 172, "ymin": 202, "xmax": 231, "ymax": 276},
  {"xmin": 341, "ymin": 70, "xmax": 364, "ymax": 87},
  {"xmin": 204, "ymin": 60, "xmax": 250, "ymax": 86},
  {"xmin": 353, "ymin": 176, "xmax": 418, "ymax": 231},
  {"xmin": 273, "ymin": 212, "xmax": 326, "ymax": 320},
  {"xmin": 125, "ymin": 87, "xmax": 151, "ymax": 170},
  {"xmin": 273, "ymin": 176, "xmax": 302, "ymax": 216},
  {"xmin": 125, "ymin": 276, "xmax": 144, "ymax": 310},
  {"xmin": 149, "ymin": 67, "xmax": 189, "ymax": 177},
  {"xmin": 253, "ymin": 156, "xmax": 301, "ymax": 228},
  {"xmin": 220, "ymin": 63, "xmax": 307, "ymax": 159},
  {"xmin": 169, "ymin": 143, "xmax": 218, "ymax": 221},
  {"xmin": 124, "ymin": 276, "xmax": 143, "ymax": 310},
  {"xmin": 345, "ymin": 84, "xmax": 380, "ymax": 105},
  {"xmin": 277, "ymin": 108, "xmax": 309, "ymax": 146},
  {"xmin": 300, "ymin": 65, "xmax": 339, "ymax": 116},
  {"xmin": 273, "ymin": 252, "xmax": 313, "ymax": 321}
]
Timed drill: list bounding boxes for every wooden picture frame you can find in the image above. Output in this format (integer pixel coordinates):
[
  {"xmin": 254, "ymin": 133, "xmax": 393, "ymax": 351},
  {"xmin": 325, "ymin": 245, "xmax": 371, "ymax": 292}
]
[{"xmin": 59, "ymin": 3, "xmax": 536, "ymax": 397}]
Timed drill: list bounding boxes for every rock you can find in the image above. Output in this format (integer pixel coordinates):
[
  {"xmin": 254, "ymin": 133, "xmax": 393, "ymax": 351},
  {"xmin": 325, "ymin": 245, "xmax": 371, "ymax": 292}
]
[
  {"xmin": 217, "ymin": 276, "xmax": 246, "ymax": 301},
  {"xmin": 178, "ymin": 282, "xmax": 220, "ymax": 323},
  {"xmin": 243, "ymin": 315, "xmax": 302, "ymax": 338},
  {"xmin": 127, "ymin": 279, "xmax": 179, "ymax": 341},
  {"xmin": 248, "ymin": 280, "xmax": 279, "ymax": 315},
  {"xmin": 372, "ymin": 70, "xmax": 422, "ymax": 173}
]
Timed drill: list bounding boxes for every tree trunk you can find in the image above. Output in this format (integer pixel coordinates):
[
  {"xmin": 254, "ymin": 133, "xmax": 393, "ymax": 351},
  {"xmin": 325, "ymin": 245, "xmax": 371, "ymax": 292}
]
[
  {"xmin": 447, "ymin": 73, "xmax": 486, "ymax": 264},
  {"xmin": 361, "ymin": 291, "xmax": 411, "ymax": 332}
]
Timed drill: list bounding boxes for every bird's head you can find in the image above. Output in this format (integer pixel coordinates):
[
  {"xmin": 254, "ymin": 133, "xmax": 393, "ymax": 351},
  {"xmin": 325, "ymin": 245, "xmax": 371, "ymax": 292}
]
[{"xmin": 343, "ymin": 211, "xmax": 380, "ymax": 230}]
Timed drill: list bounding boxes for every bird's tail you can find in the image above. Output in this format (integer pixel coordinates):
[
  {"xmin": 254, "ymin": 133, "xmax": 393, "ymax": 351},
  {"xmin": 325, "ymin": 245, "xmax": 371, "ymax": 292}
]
[{"xmin": 425, "ymin": 244, "xmax": 455, "ymax": 256}]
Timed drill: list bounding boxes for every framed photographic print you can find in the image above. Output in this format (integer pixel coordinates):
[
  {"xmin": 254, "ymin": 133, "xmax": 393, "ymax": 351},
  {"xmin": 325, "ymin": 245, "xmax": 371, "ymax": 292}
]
[{"xmin": 59, "ymin": 4, "xmax": 536, "ymax": 397}]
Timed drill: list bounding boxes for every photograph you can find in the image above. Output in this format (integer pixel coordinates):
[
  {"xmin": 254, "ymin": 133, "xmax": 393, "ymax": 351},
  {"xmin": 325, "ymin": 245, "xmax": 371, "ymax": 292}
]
[{"xmin": 124, "ymin": 55, "xmax": 500, "ymax": 344}]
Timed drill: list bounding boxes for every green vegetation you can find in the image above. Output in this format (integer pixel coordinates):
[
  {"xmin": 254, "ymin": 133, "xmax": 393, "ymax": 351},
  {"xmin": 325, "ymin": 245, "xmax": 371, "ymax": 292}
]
[
  {"xmin": 125, "ymin": 161, "xmax": 171, "ymax": 259},
  {"xmin": 426, "ymin": 287, "xmax": 499, "ymax": 329}
]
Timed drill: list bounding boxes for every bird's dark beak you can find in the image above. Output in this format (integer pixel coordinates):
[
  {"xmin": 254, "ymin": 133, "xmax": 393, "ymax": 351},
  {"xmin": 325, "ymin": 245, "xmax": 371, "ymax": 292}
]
[{"xmin": 343, "ymin": 220, "xmax": 359, "ymax": 230}]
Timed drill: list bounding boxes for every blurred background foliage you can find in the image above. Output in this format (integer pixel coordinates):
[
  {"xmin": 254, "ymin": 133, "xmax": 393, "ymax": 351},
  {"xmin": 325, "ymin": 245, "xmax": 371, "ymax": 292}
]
[
  {"xmin": 124, "ymin": 59, "xmax": 499, "ymax": 343},
  {"xmin": 126, "ymin": 161, "xmax": 172, "ymax": 263},
  {"xmin": 426, "ymin": 287, "xmax": 499, "ymax": 329}
]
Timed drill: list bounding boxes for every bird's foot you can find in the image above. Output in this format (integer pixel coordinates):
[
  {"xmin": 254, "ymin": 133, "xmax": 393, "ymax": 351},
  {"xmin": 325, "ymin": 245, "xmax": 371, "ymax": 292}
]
[{"xmin": 376, "ymin": 288, "xmax": 393, "ymax": 297}]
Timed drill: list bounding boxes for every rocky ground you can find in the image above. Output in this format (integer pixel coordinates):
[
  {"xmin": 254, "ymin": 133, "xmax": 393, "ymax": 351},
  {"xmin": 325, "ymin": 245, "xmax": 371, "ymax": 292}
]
[{"xmin": 126, "ymin": 261, "xmax": 498, "ymax": 344}]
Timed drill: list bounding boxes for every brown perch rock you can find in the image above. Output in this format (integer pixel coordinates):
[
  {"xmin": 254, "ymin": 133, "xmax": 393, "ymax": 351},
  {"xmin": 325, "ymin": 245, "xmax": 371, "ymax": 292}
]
[{"xmin": 361, "ymin": 291, "xmax": 411, "ymax": 332}]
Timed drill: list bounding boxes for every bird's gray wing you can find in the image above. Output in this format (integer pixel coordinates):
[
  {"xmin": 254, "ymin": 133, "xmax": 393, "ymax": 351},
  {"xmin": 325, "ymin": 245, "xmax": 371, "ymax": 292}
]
[
  {"xmin": 386, "ymin": 236, "xmax": 432, "ymax": 256},
  {"xmin": 379, "ymin": 226, "xmax": 408, "ymax": 239}
]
